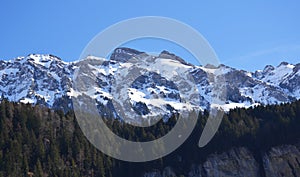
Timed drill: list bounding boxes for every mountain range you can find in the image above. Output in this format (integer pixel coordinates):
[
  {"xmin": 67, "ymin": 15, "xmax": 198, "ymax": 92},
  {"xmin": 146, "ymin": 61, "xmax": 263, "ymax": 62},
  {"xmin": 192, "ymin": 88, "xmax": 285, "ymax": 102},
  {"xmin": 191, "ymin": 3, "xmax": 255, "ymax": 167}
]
[{"xmin": 0, "ymin": 47, "xmax": 299, "ymax": 121}]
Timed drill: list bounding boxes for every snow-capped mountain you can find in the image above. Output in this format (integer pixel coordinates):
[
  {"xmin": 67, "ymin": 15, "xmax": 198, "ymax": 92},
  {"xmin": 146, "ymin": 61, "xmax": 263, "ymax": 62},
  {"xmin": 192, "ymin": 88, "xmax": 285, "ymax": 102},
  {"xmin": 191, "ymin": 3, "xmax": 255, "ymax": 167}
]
[
  {"xmin": 0, "ymin": 54, "xmax": 78, "ymax": 112},
  {"xmin": 0, "ymin": 48, "xmax": 299, "ymax": 120}
]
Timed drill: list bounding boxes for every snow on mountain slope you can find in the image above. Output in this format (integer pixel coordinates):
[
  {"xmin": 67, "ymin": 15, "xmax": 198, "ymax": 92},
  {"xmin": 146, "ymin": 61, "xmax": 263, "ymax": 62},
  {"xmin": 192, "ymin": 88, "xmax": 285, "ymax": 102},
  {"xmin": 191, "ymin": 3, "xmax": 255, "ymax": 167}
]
[
  {"xmin": 255, "ymin": 62, "xmax": 295, "ymax": 86},
  {"xmin": 0, "ymin": 54, "xmax": 73, "ymax": 109},
  {"xmin": 0, "ymin": 48, "xmax": 299, "ymax": 122}
]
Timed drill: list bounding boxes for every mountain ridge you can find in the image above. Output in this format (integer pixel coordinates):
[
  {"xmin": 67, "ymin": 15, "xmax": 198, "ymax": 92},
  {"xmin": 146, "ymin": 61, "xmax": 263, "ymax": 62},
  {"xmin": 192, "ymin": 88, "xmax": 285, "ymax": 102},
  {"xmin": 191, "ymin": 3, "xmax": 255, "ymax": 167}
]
[{"xmin": 0, "ymin": 48, "xmax": 299, "ymax": 121}]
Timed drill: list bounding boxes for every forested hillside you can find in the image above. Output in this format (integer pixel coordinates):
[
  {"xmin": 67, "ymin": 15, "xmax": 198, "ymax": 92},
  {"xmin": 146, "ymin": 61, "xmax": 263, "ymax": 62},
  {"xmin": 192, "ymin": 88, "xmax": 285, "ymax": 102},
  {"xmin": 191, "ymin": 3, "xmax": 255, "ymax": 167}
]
[{"xmin": 0, "ymin": 99, "xmax": 300, "ymax": 177}]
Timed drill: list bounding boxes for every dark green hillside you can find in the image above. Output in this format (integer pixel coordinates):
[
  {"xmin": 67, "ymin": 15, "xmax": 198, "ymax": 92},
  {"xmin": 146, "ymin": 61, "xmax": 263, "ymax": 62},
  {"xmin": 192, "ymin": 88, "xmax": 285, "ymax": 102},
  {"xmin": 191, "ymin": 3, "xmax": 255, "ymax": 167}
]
[{"xmin": 0, "ymin": 99, "xmax": 300, "ymax": 177}]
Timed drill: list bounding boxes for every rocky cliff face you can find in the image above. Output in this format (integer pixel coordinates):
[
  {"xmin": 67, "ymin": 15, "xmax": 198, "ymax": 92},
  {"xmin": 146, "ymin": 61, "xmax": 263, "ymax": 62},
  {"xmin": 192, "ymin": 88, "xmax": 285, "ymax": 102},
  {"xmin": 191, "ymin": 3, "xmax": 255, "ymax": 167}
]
[
  {"xmin": 201, "ymin": 147, "xmax": 260, "ymax": 177},
  {"xmin": 143, "ymin": 145, "xmax": 300, "ymax": 177},
  {"xmin": 263, "ymin": 145, "xmax": 300, "ymax": 177}
]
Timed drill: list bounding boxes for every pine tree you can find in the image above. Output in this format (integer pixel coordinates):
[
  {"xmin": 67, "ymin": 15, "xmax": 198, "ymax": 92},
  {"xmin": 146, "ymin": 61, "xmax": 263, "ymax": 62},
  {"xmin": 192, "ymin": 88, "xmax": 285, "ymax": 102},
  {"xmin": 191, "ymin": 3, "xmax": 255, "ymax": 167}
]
[{"xmin": 34, "ymin": 159, "xmax": 43, "ymax": 177}]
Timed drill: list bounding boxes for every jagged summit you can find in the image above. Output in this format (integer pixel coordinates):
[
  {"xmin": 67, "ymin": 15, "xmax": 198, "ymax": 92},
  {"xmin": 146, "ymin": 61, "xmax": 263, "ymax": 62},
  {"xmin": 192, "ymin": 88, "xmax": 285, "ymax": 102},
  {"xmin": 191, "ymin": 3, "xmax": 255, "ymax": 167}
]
[
  {"xmin": 110, "ymin": 47, "xmax": 146, "ymax": 62},
  {"xmin": 158, "ymin": 50, "xmax": 189, "ymax": 65},
  {"xmin": 109, "ymin": 47, "xmax": 191, "ymax": 65},
  {"xmin": 278, "ymin": 61, "xmax": 290, "ymax": 67}
]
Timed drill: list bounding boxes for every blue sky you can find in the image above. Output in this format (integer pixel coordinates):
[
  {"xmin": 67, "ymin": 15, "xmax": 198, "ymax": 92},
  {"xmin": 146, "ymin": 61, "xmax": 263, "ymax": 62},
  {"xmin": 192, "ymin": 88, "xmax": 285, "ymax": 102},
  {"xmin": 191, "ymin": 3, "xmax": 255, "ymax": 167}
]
[{"xmin": 0, "ymin": 0, "xmax": 299, "ymax": 71}]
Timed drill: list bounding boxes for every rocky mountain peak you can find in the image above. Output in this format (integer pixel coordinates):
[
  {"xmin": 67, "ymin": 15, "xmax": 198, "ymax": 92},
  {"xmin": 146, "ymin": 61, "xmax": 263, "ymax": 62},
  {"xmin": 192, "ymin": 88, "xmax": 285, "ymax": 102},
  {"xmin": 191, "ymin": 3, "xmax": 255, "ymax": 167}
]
[
  {"xmin": 203, "ymin": 64, "xmax": 218, "ymax": 69},
  {"xmin": 263, "ymin": 64, "xmax": 275, "ymax": 73},
  {"xmin": 278, "ymin": 61, "xmax": 290, "ymax": 67},
  {"xmin": 110, "ymin": 47, "xmax": 146, "ymax": 62},
  {"xmin": 158, "ymin": 50, "xmax": 188, "ymax": 65}
]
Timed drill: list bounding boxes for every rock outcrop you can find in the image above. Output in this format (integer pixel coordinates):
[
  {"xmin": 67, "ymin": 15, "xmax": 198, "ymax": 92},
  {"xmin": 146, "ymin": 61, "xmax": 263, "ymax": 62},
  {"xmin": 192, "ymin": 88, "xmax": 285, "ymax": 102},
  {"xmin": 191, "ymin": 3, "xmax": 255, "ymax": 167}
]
[{"xmin": 144, "ymin": 145, "xmax": 300, "ymax": 177}]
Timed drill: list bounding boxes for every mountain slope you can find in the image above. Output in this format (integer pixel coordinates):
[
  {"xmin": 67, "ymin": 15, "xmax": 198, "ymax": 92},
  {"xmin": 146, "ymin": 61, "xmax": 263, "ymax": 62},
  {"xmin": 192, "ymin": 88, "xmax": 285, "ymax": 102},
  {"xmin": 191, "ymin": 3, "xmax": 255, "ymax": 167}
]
[{"xmin": 0, "ymin": 48, "xmax": 299, "ymax": 121}]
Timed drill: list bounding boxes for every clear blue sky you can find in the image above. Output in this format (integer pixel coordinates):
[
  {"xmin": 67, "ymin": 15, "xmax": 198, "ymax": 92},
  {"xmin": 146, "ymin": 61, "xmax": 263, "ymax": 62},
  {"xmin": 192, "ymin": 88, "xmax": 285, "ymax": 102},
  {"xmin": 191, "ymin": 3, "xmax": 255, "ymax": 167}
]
[{"xmin": 1, "ymin": 0, "xmax": 299, "ymax": 71}]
